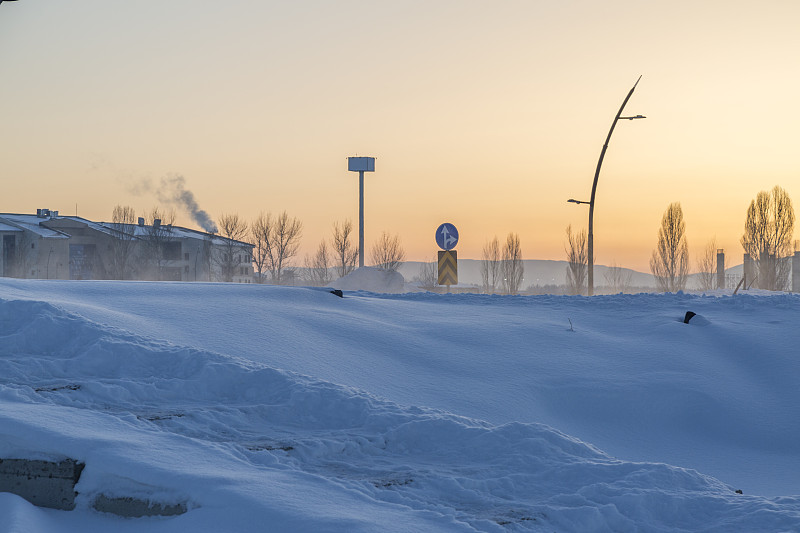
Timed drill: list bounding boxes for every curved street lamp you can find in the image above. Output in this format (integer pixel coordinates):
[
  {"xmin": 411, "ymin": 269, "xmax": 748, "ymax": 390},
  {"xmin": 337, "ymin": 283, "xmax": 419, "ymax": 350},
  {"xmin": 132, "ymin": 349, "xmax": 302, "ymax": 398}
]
[{"xmin": 569, "ymin": 76, "xmax": 645, "ymax": 296}]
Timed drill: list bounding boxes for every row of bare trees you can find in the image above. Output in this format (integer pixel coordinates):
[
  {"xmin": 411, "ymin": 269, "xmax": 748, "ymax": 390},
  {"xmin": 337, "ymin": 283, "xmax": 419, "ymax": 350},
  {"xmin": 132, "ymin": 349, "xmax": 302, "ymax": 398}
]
[
  {"xmin": 108, "ymin": 204, "xmax": 408, "ymax": 285},
  {"xmin": 480, "ymin": 233, "xmax": 524, "ymax": 294},
  {"xmin": 563, "ymin": 226, "xmax": 632, "ymax": 295},
  {"xmin": 651, "ymin": 186, "xmax": 795, "ymax": 292},
  {"xmin": 248, "ymin": 211, "xmax": 303, "ymax": 284},
  {"xmin": 114, "ymin": 184, "xmax": 796, "ymax": 290},
  {"xmin": 302, "ymin": 221, "xmax": 406, "ymax": 286},
  {"xmin": 741, "ymin": 185, "xmax": 795, "ymax": 290},
  {"xmin": 562, "ymin": 185, "xmax": 795, "ymax": 294},
  {"xmin": 302, "ymin": 220, "xmax": 358, "ymax": 286},
  {"xmin": 111, "ymin": 205, "xmax": 188, "ymax": 280}
]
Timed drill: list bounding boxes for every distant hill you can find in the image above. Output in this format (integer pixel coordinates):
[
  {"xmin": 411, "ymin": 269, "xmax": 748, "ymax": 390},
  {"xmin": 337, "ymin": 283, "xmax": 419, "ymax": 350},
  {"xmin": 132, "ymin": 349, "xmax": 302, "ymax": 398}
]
[
  {"xmin": 398, "ymin": 259, "xmax": 748, "ymax": 293},
  {"xmin": 289, "ymin": 259, "xmax": 747, "ymax": 293},
  {"xmin": 398, "ymin": 259, "xmax": 655, "ymax": 291}
]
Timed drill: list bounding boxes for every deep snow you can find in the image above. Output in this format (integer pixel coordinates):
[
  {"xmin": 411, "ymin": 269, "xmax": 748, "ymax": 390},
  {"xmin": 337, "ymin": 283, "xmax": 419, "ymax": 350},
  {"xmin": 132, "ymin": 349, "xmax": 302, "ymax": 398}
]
[{"xmin": 1, "ymin": 277, "xmax": 799, "ymax": 532}]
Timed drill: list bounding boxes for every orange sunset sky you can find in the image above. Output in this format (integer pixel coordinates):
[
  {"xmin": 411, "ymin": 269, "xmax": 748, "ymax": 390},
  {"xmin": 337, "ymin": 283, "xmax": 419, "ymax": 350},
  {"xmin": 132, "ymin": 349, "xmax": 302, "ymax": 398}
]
[{"xmin": 1, "ymin": 1, "xmax": 799, "ymax": 272}]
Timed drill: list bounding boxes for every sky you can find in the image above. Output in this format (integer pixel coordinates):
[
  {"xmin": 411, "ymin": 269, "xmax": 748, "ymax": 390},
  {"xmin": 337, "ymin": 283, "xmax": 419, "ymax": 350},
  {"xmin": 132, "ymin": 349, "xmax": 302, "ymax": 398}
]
[{"xmin": 1, "ymin": 0, "xmax": 799, "ymax": 272}]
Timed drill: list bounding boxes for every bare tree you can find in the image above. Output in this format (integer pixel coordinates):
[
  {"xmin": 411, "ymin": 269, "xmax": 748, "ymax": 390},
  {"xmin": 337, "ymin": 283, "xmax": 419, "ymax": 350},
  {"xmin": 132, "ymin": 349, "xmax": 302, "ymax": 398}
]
[
  {"xmin": 414, "ymin": 256, "xmax": 437, "ymax": 289},
  {"xmin": 370, "ymin": 231, "xmax": 405, "ymax": 271},
  {"xmin": 502, "ymin": 232, "xmax": 524, "ymax": 295},
  {"xmin": 200, "ymin": 234, "xmax": 213, "ymax": 281},
  {"xmin": 269, "ymin": 211, "xmax": 303, "ymax": 284},
  {"xmin": 139, "ymin": 206, "xmax": 177, "ymax": 280},
  {"xmin": 564, "ymin": 224, "xmax": 587, "ymax": 296},
  {"xmin": 216, "ymin": 213, "xmax": 250, "ymax": 282},
  {"xmin": 603, "ymin": 260, "xmax": 632, "ymax": 294},
  {"xmin": 696, "ymin": 237, "xmax": 718, "ymax": 291},
  {"xmin": 480, "ymin": 236, "xmax": 501, "ymax": 294},
  {"xmin": 332, "ymin": 219, "xmax": 358, "ymax": 279},
  {"xmin": 251, "ymin": 212, "xmax": 273, "ymax": 283},
  {"xmin": 740, "ymin": 185, "xmax": 795, "ymax": 291},
  {"xmin": 303, "ymin": 239, "xmax": 331, "ymax": 286},
  {"xmin": 650, "ymin": 202, "xmax": 689, "ymax": 292},
  {"xmin": 110, "ymin": 204, "xmax": 137, "ymax": 280}
]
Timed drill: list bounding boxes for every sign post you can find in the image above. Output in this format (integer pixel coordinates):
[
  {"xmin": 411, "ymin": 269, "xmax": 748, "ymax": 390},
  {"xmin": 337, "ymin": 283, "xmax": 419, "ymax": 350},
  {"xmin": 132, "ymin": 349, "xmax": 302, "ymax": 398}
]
[{"xmin": 435, "ymin": 223, "xmax": 458, "ymax": 289}]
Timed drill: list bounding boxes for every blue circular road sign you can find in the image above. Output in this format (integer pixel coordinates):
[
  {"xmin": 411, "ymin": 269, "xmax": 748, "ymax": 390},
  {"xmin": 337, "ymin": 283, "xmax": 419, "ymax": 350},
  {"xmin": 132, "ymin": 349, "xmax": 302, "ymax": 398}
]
[{"xmin": 435, "ymin": 223, "xmax": 459, "ymax": 250}]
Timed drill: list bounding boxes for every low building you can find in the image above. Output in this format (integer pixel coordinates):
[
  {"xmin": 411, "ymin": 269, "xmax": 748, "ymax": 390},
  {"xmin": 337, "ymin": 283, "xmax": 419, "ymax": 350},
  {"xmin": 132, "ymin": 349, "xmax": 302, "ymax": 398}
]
[
  {"xmin": 0, "ymin": 210, "xmax": 254, "ymax": 282},
  {"xmin": 0, "ymin": 211, "xmax": 70, "ymax": 279}
]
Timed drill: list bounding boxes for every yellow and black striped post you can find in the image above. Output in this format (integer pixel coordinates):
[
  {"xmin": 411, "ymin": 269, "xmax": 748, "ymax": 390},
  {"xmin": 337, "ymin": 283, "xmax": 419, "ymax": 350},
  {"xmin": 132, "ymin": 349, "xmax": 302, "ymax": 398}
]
[{"xmin": 438, "ymin": 250, "xmax": 458, "ymax": 287}]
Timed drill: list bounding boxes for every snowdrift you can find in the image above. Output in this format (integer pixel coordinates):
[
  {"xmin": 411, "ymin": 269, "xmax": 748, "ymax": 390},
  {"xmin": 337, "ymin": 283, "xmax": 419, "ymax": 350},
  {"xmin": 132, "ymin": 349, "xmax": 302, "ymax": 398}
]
[{"xmin": 1, "ymin": 279, "xmax": 800, "ymax": 531}]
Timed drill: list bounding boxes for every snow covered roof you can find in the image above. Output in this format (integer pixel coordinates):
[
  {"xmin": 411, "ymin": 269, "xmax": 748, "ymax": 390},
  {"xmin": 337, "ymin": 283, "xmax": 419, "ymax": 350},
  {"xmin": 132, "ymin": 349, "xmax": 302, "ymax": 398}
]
[
  {"xmin": 0, "ymin": 222, "xmax": 22, "ymax": 232},
  {"xmin": 93, "ymin": 222, "xmax": 253, "ymax": 248},
  {"xmin": 0, "ymin": 214, "xmax": 70, "ymax": 239},
  {"xmin": 0, "ymin": 213, "xmax": 252, "ymax": 248}
]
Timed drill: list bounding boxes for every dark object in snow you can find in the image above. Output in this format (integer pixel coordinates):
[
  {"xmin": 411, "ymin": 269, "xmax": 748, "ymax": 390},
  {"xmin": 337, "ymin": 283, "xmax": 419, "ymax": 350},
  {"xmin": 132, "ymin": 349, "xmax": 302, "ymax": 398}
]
[
  {"xmin": 0, "ymin": 458, "xmax": 85, "ymax": 510},
  {"xmin": 735, "ymin": 489, "xmax": 743, "ymax": 494},
  {"xmin": 330, "ymin": 289, "xmax": 344, "ymax": 298},
  {"xmin": 683, "ymin": 311, "xmax": 697, "ymax": 324},
  {"xmin": 93, "ymin": 494, "xmax": 187, "ymax": 517}
]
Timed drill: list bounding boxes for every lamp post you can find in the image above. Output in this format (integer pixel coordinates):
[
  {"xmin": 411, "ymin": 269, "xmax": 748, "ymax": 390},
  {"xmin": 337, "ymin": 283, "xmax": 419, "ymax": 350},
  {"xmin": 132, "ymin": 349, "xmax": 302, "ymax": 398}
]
[{"xmin": 569, "ymin": 76, "xmax": 645, "ymax": 296}]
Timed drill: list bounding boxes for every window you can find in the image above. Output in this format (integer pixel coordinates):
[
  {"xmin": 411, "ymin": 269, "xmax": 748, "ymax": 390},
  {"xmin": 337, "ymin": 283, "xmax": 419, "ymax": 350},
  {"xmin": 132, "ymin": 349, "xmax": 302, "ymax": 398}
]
[
  {"xmin": 162, "ymin": 241, "xmax": 181, "ymax": 261},
  {"xmin": 184, "ymin": 253, "xmax": 190, "ymax": 261}
]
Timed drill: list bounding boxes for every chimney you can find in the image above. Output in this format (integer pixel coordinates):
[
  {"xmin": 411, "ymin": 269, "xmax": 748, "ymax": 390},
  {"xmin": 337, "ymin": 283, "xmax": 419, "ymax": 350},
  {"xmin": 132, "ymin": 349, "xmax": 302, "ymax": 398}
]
[
  {"xmin": 153, "ymin": 219, "xmax": 161, "ymax": 228},
  {"xmin": 138, "ymin": 217, "xmax": 145, "ymax": 226}
]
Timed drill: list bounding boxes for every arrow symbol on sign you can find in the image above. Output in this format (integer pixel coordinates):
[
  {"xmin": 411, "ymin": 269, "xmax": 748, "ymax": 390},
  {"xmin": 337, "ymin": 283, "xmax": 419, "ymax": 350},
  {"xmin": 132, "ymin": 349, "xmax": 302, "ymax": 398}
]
[{"xmin": 440, "ymin": 226, "xmax": 457, "ymax": 250}]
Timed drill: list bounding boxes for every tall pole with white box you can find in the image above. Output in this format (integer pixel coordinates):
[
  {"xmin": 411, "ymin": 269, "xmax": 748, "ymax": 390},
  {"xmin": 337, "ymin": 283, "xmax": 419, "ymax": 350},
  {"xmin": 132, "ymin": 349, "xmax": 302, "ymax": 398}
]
[{"xmin": 347, "ymin": 157, "xmax": 375, "ymax": 268}]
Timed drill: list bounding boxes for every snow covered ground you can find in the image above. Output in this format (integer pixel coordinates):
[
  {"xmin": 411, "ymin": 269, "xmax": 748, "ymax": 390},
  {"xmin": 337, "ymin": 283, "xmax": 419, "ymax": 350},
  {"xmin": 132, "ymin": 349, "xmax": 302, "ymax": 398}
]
[{"xmin": 1, "ymin": 277, "xmax": 800, "ymax": 531}]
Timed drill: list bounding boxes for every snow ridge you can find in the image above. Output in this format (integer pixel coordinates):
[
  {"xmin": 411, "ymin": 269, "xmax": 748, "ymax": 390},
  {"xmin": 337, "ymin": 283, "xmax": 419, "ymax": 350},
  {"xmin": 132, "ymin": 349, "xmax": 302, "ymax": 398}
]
[{"xmin": 2, "ymin": 296, "xmax": 800, "ymax": 531}]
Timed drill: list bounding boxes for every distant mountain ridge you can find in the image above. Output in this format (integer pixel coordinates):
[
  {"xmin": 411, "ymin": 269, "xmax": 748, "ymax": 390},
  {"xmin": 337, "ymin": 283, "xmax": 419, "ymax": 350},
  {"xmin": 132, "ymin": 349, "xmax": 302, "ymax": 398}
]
[
  {"xmin": 288, "ymin": 259, "xmax": 746, "ymax": 292},
  {"xmin": 398, "ymin": 259, "xmax": 747, "ymax": 291},
  {"xmin": 398, "ymin": 259, "xmax": 656, "ymax": 289}
]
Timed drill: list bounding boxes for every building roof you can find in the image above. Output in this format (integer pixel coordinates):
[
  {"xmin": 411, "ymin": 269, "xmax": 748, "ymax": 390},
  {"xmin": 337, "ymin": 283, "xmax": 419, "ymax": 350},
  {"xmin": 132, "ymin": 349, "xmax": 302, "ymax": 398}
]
[
  {"xmin": 0, "ymin": 222, "xmax": 22, "ymax": 232},
  {"xmin": 0, "ymin": 214, "xmax": 71, "ymax": 239},
  {"xmin": 94, "ymin": 221, "xmax": 253, "ymax": 248},
  {"xmin": 0, "ymin": 212, "xmax": 253, "ymax": 249}
]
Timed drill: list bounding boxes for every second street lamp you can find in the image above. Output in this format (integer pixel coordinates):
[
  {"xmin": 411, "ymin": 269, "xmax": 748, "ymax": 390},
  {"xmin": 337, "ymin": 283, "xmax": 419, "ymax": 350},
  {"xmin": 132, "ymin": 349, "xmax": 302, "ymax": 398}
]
[{"xmin": 569, "ymin": 77, "xmax": 645, "ymax": 296}]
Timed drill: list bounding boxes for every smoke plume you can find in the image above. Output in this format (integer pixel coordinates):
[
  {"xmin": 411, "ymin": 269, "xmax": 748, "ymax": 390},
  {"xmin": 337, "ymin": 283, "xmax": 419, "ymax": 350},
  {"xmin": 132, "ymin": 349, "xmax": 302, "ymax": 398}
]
[{"xmin": 157, "ymin": 174, "xmax": 218, "ymax": 233}]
